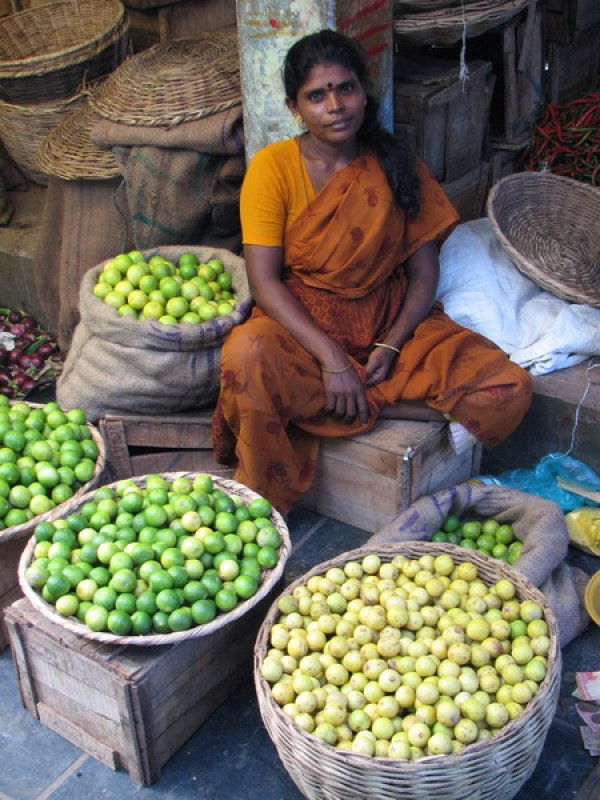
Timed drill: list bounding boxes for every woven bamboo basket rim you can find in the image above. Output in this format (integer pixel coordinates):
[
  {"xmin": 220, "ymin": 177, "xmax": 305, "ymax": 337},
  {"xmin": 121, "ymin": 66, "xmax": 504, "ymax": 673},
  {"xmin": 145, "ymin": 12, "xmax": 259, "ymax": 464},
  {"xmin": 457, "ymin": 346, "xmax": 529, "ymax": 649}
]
[
  {"xmin": 35, "ymin": 99, "xmax": 120, "ymax": 181},
  {"xmin": 88, "ymin": 33, "xmax": 241, "ymax": 127},
  {"xmin": 254, "ymin": 541, "xmax": 561, "ymax": 800},
  {"xmin": 393, "ymin": 0, "xmax": 531, "ymax": 45},
  {"xmin": 0, "ymin": 0, "xmax": 126, "ymax": 79},
  {"xmin": 487, "ymin": 172, "xmax": 600, "ymax": 308},
  {"xmin": 19, "ymin": 471, "xmax": 291, "ymax": 646},
  {"xmin": 0, "ymin": 93, "xmax": 87, "ymax": 185},
  {"xmin": 0, "ymin": 406, "xmax": 105, "ymax": 545},
  {"xmin": 394, "ymin": 0, "xmax": 474, "ymax": 10}
]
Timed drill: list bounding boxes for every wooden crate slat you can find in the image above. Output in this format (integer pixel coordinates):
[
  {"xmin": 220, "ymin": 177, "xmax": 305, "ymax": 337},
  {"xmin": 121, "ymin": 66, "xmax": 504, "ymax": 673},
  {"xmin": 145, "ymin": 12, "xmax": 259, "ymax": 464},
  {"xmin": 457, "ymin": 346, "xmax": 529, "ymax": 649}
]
[{"xmin": 5, "ymin": 584, "xmax": 281, "ymax": 785}]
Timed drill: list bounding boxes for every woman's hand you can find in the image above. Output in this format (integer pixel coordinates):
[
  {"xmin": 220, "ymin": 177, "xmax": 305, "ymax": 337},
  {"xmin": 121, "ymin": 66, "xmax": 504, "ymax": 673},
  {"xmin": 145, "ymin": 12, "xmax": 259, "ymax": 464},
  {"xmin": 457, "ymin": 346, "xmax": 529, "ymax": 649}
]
[
  {"xmin": 365, "ymin": 346, "xmax": 397, "ymax": 387},
  {"xmin": 322, "ymin": 363, "xmax": 369, "ymax": 424}
]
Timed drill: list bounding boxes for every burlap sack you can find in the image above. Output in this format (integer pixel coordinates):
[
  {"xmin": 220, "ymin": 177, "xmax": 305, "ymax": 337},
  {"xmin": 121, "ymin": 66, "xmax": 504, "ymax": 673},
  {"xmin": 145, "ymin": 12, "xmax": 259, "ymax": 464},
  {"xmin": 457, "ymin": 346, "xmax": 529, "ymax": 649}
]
[
  {"xmin": 56, "ymin": 245, "xmax": 252, "ymax": 422},
  {"xmin": 90, "ymin": 109, "xmax": 245, "ymax": 252},
  {"xmin": 368, "ymin": 482, "xmax": 589, "ymax": 647},
  {"xmin": 33, "ymin": 177, "xmax": 134, "ymax": 350}
]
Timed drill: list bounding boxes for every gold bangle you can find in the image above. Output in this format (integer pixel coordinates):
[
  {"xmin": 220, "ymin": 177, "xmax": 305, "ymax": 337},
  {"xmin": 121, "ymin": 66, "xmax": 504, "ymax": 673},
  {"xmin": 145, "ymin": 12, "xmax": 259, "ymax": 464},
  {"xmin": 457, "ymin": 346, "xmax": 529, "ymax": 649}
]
[
  {"xmin": 321, "ymin": 362, "xmax": 352, "ymax": 374},
  {"xmin": 374, "ymin": 342, "xmax": 401, "ymax": 355}
]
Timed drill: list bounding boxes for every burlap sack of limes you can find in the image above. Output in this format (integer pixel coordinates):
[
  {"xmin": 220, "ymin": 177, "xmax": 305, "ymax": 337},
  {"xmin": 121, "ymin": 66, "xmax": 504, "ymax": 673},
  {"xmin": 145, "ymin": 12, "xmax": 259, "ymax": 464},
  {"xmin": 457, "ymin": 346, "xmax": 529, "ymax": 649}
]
[
  {"xmin": 369, "ymin": 482, "xmax": 589, "ymax": 647},
  {"xmin": 57, "ymin": 245, "xmax": 252, "ymax": 422}
]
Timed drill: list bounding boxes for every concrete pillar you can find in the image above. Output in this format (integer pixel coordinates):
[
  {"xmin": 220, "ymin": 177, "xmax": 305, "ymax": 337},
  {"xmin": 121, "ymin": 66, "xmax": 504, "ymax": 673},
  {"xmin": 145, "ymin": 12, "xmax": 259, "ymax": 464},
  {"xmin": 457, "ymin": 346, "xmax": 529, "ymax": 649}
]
[{"xmin": 237, "ymin": 0, "xmax": 394, "ymax": 159}]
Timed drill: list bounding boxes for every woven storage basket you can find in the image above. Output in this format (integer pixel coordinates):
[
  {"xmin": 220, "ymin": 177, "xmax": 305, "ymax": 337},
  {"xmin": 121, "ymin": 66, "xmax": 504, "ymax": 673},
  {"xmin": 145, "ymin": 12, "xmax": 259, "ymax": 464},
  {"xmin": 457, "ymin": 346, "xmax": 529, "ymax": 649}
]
[
  {"xmin": 0, "ymin": 0, "xmax": 129, "ymax": 104},
  {"xmin": 254, "ymin": 541, "xmax": 561, "ymax": 800},
  {"xmin": 0, "ymin": 93, "xmax": 86, "ymax": 184},
  {"xmin": 88, "ymin": 32, "xmax": 241, "ymax": 127},
  {"xmin": 35, "ymin": 99, "xmax": 120, "ymax": 181},
  {"xmin": 487, "ymin": 172, "xmax": 600, "ymax": 308},
  {"xmin": 0, "ymin": 406, "xmax": 106, "ymax": 547},
  {"xmin": 393, "ymin": 0, "xmax": 530, "ymax": 46},
  {"xmin": 19, "ymin": 472, "xmax": 291, "ymax": 646}
]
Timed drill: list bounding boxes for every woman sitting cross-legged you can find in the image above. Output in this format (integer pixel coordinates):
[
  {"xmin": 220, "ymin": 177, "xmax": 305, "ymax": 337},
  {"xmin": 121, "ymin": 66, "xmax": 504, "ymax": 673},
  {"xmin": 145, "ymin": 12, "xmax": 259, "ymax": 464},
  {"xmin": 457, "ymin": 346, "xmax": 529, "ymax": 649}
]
[{"xmin": 212, "ymin": 28, "xmax": 532, "ymax": 515}]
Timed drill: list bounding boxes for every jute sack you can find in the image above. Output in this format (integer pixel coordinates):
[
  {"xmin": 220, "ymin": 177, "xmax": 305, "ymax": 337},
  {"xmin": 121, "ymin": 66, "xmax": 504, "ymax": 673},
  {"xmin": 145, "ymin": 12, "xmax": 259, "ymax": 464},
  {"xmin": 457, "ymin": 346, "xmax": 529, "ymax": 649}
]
[
  {"xmin": 56, "ymin": 245, "xmax": 252, "ymax": 422},
  {"xmin": 368, "ymin": 482, "xmax": 589, "ymax": 647}
]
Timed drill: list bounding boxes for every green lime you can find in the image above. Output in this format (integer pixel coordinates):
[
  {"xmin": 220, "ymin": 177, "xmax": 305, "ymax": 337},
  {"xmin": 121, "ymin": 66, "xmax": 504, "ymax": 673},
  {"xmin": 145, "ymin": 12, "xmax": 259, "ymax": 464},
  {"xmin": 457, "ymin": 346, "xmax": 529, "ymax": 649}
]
[
  {"xmin": 442, "ymin": 514, "xmax": 461, "ymax": 533},
  {"xmin": 130, "ymin": 610, "xmax": 153, "ymax": 636},
  {"xmin": 233, "ymin": 574, "xmax": 259, "ymax": 600},
  {"xmin": 191, "ymin": 598, "xmax": 216, "ymax": 625},
  {"xmin": 168, "ymin": 606, "xmax": 193, "ymax": 632},
  {"xmin": 247, "ymin": 497, "xmax": 273, "ymax": 520},
  {"xmin": 107, "ymin": 608, "xmax": 132, "ymax": 636},
  {"xmin": 215, "ymin": 587, "xmax": 238, "ymax": 612},
  {"xmin": 156, "ymin": 588, "xmax": 181, "ymax": 613},
  {"xmin": 257, "ymin": 546, "xmax": 278, "ymax": 570}
]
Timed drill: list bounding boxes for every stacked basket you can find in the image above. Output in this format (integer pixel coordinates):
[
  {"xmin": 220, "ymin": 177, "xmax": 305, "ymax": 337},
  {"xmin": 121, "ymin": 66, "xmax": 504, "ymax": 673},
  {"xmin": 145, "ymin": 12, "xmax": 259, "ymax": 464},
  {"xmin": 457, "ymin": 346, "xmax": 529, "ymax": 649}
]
[
  {"xmin": 0, "ymin": 0, "xmax": 130, "ymax": 184},
  {"xmin": 393, "ymin": 0, "xmax": 531, "ymax": 46}
]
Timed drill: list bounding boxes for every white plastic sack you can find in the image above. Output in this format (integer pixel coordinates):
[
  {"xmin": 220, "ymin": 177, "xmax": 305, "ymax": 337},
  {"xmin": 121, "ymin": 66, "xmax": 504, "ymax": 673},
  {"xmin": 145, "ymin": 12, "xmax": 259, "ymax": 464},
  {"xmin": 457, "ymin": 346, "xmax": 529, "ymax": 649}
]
[{"xmin": 437, "ymin": 218, "xmax": 600, "ymax": 375}]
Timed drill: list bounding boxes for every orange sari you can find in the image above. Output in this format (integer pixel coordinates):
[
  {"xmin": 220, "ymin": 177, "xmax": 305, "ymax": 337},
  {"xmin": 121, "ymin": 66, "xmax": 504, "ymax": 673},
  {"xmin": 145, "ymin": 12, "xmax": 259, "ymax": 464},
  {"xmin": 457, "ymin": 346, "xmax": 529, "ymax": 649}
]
[{"xmin": 212, "ymin": 152, "xmax": 532, "ymax": 513}]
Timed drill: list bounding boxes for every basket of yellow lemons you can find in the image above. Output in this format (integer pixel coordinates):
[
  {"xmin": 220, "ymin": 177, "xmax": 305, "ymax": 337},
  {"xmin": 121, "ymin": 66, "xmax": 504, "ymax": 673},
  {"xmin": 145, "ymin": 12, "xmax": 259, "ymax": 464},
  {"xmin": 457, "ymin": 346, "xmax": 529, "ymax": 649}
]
[{"xmin": 254, "ymin": 541, "xmax": 560, "ymax": 800}]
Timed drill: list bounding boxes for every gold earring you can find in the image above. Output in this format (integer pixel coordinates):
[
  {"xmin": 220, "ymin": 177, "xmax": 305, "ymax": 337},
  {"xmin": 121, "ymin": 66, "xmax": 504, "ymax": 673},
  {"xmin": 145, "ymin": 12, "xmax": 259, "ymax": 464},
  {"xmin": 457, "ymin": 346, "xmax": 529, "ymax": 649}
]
[{"xmin": 294, "ymin": 113, "xmax": 305, "ymax": 127}]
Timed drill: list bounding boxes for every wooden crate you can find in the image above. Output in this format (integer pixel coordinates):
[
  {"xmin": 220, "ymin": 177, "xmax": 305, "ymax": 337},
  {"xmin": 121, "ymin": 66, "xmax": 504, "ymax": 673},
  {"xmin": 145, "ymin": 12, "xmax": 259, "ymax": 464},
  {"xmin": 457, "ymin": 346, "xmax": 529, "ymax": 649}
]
[
  {"xmin": 442, "ymin": 162, "xmax": 491, "ymax": 222},
  {"xmin": 394, "ymin": 55, "xmax": 494, "ymax": 184},
  {"xmin": 6, "ymin": 584, "xmax": 282, "ymax": 784},
  {"xmin": 300, "ymin": 419, "xmax": 482, "ymax": 533},
  {"xmin": 426, "ymin": 4, "xmax": 544, "ymax": 143},
  {"xmin": 486, "ymin": 135, "xmax": 530, "ymax": 188},
  {"xmin": 99, "ymin": 410, "xmax": 234, "ymax": 480},
  {"xmin": 0, "ymin": 535, "xmax": 25, "ymax": 652},
  {"xmin": 124, "ymin": 0, "xmax": 237, "ymax": 51},
  {"xmin": 545, "ymin": 0, "xmax": 600, "ymax": 43},
  {"xmin": 544, "ymin": 25, "xmax": 600, "ymax": 104}
]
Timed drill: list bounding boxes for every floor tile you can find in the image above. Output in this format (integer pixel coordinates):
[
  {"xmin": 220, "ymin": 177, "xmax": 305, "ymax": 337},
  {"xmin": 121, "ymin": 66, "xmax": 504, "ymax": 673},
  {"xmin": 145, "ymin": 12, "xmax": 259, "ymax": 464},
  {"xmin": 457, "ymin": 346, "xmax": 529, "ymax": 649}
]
[{"xmin": 0, "ymin": 650, "xmax": 83, "ymax": 800}]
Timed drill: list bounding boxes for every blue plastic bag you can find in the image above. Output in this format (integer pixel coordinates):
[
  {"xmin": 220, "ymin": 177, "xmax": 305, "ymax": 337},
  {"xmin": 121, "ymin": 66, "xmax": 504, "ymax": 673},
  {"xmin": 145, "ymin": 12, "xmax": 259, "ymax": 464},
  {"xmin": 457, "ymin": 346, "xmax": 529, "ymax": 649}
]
[{"xmin": 482, "ymin": 453, "xmax": 600, "ymax": 512}]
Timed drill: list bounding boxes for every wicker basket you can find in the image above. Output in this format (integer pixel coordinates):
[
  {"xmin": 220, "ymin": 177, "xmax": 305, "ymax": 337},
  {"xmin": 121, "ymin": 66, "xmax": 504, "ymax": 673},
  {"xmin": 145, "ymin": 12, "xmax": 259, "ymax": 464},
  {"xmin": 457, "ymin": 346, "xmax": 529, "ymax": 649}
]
[
  {"xmin": 88, "ymin": 32, "xmax": 241, "ymax": 127},
  {"xmin": 487, "ymin": 172, "xmax": 600, "ymax": 308},
  {"xmin": 19, "ymin": 472, "xmax": 291, "ymax": 646},
  {"xmin": 393, "ymin": 0, "xmax": 530, "ymax": 46},
  {"xmin": 0, "ymin": 0, "xmax": 130, "ymax": 104},
  {"xmin": 35, "ymin": 99, "xmax": 120, "ymax": 181},
  {"xmin": 254, "ymin": 541, "xmax": 561, "ymax": 800},
  {"xmin": 0, "ymin": 93, "xmax": 87, "ymax": 184},
  {"xmin": 0, "ymin": 414, "xmax": 106, "ymax": 548}
]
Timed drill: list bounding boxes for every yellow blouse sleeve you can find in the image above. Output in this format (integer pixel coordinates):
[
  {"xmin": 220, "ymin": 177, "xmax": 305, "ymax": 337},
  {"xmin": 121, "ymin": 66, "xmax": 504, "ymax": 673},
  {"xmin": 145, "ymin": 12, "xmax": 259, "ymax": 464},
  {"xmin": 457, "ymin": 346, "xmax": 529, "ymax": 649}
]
[{"xmin": 240, "ymin": 138, "xmax": 312, "ymax": 248}]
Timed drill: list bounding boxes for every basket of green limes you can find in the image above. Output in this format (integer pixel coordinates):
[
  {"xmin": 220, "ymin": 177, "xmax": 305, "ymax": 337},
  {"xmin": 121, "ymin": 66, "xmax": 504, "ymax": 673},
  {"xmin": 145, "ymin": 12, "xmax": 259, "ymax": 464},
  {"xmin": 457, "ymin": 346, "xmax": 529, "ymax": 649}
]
[
  {"xmin": 19, "ymin": 471, "xmax": 290, "ymax": 645},
  {"xmin": 0, "ymin": 398, "xmax": 105, "ymax": 546}
]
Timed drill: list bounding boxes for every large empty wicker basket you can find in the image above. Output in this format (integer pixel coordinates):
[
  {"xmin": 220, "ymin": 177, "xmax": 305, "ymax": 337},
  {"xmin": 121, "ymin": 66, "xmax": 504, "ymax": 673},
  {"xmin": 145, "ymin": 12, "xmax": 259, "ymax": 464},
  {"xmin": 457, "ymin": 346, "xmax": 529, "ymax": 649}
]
[{"xmin": 487, "ymin": 171, "xmax": 600, "ymax": 308}]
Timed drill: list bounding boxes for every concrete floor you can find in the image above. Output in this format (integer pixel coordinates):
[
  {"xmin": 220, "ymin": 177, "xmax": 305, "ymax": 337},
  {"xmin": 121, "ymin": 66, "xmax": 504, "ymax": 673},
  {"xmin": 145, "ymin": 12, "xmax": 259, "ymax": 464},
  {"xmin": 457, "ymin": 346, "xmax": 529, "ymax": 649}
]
[{"xmin": 1, "ymin": 502, "xmax": 600, "ymax": 800}]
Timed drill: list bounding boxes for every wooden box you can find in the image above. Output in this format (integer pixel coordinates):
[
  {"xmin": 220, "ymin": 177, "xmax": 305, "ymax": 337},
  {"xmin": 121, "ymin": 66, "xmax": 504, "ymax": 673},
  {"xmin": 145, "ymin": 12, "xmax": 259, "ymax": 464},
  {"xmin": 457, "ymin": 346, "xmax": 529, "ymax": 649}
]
[
  {"xmin": 426, "ymin": 4, "xmax": 544, "ymax": 143},
  {"xmin": 300, "ymin": 419, "xmax": 482, "ymax": 533},
  {"xmin": 544, "ymin": 25, "xmax": 600, "ymax": 104},
  {"xmin": 5, "ymin": 585, "xmax": 281, "ymax": 785},
  {"xmin": 545, "ymin": 0, "xmax": 600, "ymax": 43},
  {"xmin": 99, "ymin": 410, "xmax": 234, "ymax": 480},
  {"xmin": 0, "ymin": 535, "xmax": 25, "ymax": 652},
  {"xmin": 394, "ymin": 55, "xmax": 494, "ymax": 184},
  {"xmin": 124, "ymin": 0, "xmax": 237, "ymax": 51},
  {"xmin": 442, "ymin": 162, "xmax": 491, "ymax": 222}
]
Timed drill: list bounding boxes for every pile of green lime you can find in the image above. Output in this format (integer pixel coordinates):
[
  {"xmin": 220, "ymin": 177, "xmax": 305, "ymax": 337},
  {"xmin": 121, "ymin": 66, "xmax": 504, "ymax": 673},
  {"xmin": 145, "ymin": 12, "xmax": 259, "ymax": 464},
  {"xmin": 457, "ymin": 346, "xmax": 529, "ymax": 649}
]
[
  {"xmin": 92, "ymin": 250, "xmax": 238, "ymax": 324},
  {"xmin": 432, "ymin": 516, "xmax": 522, "ymax": 565},
  {"xmin": 24, "ymin": 473, "xmax": 283, "ymax": 637},
  {"xmin": 0, "ymin": 397, "xmax": 100, "ymax": 530}
]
